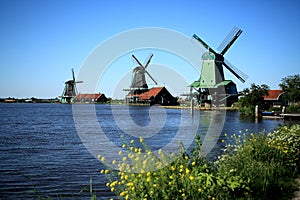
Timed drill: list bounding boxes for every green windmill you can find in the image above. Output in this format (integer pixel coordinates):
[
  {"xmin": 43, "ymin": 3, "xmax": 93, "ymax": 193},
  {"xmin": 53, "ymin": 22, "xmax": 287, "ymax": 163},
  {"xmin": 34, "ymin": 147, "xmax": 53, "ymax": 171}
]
[{"xmin": 190, "ymin": 27, "xmax": 248, "ymax": 107}]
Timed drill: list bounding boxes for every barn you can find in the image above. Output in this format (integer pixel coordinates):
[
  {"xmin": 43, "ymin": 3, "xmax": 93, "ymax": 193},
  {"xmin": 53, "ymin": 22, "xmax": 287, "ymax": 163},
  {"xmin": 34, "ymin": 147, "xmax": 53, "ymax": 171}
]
[
  {"xmin": 263, "ymin": 90, "xmax": 286, "ymax": 108},
  {"xmin": 74, "ymin": 93, "xmax": 108, "ymax": 103},
  {"xmin": 126, "ymin": 87, "xmax": 178, "ymax": 106}
]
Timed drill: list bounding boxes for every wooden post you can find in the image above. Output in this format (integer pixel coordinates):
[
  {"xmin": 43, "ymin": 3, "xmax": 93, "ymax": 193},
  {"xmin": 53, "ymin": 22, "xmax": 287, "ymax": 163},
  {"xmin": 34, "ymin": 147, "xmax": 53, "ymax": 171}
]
[
  {"xmin": 190, "ymin": 87, "xmax": 194, "ymax": 115},
  {"xmin": 255, "ymin": 105, "xmax": 259, "ymax": 118},
  {"xmin": 190, "ymin": 98, "xmax": 194, "ymax": 115},
  {"xmin": 281, "ymin": 106, "xmax": 286, "ymax": 114}
]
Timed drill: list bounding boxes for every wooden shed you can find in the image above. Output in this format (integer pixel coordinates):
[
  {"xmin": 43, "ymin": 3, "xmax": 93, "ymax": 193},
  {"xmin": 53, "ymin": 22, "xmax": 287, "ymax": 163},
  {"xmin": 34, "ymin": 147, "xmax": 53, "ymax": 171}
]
[
  {"xmin": 263, "ymin": 90, "xmax": 286, "ymax": 107},
  {"xmin": 74, "ymin": 93, "xmax": 107, "ymax": 103},
  {"xmin": 126, "ymin": 87, "xmax": 178, "ymax": 106}
]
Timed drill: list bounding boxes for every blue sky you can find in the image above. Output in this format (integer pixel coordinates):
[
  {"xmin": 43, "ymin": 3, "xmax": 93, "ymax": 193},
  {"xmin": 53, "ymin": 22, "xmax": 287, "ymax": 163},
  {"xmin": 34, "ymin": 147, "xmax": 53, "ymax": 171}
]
[{"xmin": 0, "ymin": 0, "xmax": 299, "ymax": 98}]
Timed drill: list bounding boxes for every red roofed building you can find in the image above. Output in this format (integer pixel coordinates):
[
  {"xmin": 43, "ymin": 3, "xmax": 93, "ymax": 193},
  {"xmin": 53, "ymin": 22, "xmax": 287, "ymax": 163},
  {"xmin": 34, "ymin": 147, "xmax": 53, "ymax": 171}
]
[
  {"xmin": 126, "ymin": 87, "xmax": 178, "ymax": 106},
  {"xmin": 263, "ymin": 90, "xmax": 286, "ymax": 107},
  {"xmin": 74, "ymin": 93, "xmax": 107, "ymax": 103}
]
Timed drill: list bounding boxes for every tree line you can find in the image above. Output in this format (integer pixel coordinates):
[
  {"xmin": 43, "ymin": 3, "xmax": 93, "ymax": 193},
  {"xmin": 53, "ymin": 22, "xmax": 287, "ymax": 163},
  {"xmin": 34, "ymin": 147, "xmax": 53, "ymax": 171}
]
[{"xmin": 238, "ymin": 74, "xmax": 300, "ymax": 115}]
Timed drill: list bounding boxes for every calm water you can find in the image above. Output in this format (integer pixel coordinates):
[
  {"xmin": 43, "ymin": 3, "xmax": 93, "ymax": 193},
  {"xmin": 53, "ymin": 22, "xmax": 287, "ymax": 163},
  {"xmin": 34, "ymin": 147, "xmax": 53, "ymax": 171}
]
[{"xmin": 0, "ymin": 103, "xmax": 284, "ymax": 199}]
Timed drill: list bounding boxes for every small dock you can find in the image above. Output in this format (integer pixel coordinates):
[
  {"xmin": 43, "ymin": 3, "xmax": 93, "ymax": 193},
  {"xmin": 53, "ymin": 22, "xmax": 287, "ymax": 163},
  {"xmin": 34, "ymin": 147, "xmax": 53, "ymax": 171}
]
[{"xmin": 280, "ymin": 113, "xmax": 300, "ymax": 120}]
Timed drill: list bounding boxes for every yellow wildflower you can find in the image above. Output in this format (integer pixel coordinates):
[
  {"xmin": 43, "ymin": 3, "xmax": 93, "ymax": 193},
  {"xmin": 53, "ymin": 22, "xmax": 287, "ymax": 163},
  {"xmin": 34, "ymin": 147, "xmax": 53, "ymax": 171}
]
[
  {"xmin": 139, "ymin": 137, "xmax": 144, "ymax": 143},
  {"xmin": 143, "ymin": 160, "xmax": 147, "ymax": 165},
  {"xmin": 186, "ymin": 168, "xmax": 190, "ymax": 174},
  {"xmin": 189, "ymin": 175, "xmax": 194, "ymax": 181},
  {"xmin": 158, "ymin": 149, "xmax": 162, "ymax": 155},
  {"xmin": 126, "ymin": 182, "xmax": 134, "ymax": 187},
  {"xmin": 120, "ymin": 191, "xmax": 126, "ymax": 196}
]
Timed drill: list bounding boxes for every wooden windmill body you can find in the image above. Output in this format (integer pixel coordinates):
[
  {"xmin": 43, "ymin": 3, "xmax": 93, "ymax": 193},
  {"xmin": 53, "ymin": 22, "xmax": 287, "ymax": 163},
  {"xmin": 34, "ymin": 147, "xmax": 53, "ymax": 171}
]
[
  {"xmin": 190, "ymin": 27, "xmax": 247, "ymax": 106},
  {"xmin": 124, "ymin": 54, "xmax": 158, "ymax": 103},
  {"xmin": 60, "ymin": 69, "xmax": 83, "ymax": 103}
]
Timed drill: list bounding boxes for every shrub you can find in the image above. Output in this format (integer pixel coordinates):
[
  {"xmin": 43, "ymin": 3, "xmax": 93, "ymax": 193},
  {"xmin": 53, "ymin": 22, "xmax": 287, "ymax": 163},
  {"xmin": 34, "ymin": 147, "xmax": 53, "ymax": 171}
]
[
  {"xmin": 100, "ymin": 135, "xmax": 249, "ymax": 200},
  {"xmin": 99, "ymin": 125, "xmax": 300, "ymax": 199},
  {"xmin": 217, "ymin": 126, "xmax": 300, "ymax": 199},
  {"xmin": 286, "ymin": 104, "xmax": 300, "ymax": 113}
]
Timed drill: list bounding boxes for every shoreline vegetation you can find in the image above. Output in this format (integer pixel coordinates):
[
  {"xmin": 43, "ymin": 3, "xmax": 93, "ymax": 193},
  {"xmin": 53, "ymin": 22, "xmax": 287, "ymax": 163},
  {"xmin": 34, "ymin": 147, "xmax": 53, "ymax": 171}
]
[
  {"xmin": 98, "ymin": 124, "xmax": 300, "ymax": 200},
  {"xmin": 2, "ymin": 100, "xmax": 299, "ymax": 120}
]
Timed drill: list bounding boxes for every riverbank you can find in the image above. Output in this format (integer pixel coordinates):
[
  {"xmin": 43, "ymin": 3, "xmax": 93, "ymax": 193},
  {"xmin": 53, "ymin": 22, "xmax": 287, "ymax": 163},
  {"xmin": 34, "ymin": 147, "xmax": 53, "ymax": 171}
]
[
  {"xmin": 160, "ymin": 105, "xmax": 238, "ymax": 111},
  {"xmin": 101, "ymin": 124, "xmax": 300, "ymax": 200}
]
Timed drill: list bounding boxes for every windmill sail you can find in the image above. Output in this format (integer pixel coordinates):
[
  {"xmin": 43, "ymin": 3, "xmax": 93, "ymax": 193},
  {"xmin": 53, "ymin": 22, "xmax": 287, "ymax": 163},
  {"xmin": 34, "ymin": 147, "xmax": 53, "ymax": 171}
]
[
  {"xmin": 193, "ymin": 34, "xmax": 218, "ymax": 54},
  {"xmin": 218, "ymin": 27, "xmax": 243, "ymax": 55},
  {"xmin": 130, "ymin": 54, "xmax": 157, "ymax": 88},
  {"xmin": 144, "ymin": 53, "xmax": 153, "ymax": 69},
  {"xmin": 145, "ymin": 70, "xmax": 158, "ymax": 85},
  {"xmin": 223, "ymin": 59, "xmax": 248, "ymax": 83}
]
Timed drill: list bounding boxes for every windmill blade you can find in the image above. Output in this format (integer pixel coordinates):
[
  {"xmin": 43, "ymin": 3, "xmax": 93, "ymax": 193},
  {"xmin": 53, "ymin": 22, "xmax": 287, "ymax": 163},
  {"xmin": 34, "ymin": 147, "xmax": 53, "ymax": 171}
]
[
  {"xmin": 144, "ymin": 53, "xmax": 153, "ymax": 69},
  {"xmin": 218, "ymin": 27, "xmax": 242, "ymax": 55},
  {"xmin": 223, "ymin": 59, "xmax": 248, "ymax": 83},
  {"xmin": 132, "ymin": 54, "xmax": 144, "ymax": 67},
  {"xmin": 192, "ymin": 34, "xmax": 218, "ymax": 55},
  {"xmin": 72, "ymin": 68, "xmax": 75, "ymax": 81},
  {"xmin": 145, "ymin": 70, "xmax": 158, "ymax": 85}
]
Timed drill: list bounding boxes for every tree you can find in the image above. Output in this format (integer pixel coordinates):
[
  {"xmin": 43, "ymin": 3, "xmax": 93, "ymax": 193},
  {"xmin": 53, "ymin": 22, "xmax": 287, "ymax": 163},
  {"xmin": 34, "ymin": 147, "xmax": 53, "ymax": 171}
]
[
  {"xmin": 238, "ymin": 83, "xmax": 270, "ymax": 115},
  {"xmin": 279, "ymin": 74, "xmax": 300, "ymax": 105}
]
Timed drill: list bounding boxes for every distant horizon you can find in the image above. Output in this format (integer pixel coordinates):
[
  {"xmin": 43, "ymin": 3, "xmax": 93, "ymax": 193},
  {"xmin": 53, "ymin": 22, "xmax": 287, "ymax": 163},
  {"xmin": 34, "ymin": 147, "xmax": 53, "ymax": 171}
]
[{"xmin": 0, "ymin": 84, "xmax": 289, "ymax": 100}]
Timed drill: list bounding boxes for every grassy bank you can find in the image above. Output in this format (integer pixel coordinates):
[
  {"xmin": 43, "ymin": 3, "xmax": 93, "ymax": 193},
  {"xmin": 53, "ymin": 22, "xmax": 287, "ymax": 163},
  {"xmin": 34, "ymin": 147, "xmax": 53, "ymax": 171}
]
[
  {"xmin": 160, "ymin": 105, "xmax": 238, "ymax": 111},
  {"xmin": 99, "ymin": 124, "xmax": 300, "ymax": 199}
]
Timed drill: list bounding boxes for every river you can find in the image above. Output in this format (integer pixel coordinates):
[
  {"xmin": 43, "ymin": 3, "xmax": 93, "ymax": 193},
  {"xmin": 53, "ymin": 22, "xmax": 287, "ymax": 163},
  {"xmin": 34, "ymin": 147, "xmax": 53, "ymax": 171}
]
[{"xmin": 0, "ymin": 103, "xmax": 284, "ymax": 199}]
